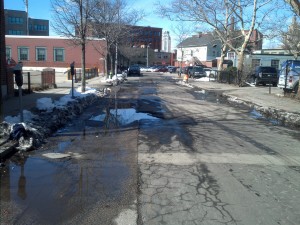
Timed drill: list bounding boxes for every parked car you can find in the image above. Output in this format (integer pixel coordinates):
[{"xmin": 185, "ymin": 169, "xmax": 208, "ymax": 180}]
[
  {"xmin": 204, "ymin": 68, "xmax": 218, "ymax": 78},
  {"xmin": 190, "ymin": 66, "xmax": 206, "ymax": 78},
  {"xmin": 128, "ymin": 65, "xmax": 141, "ymax": 76},
  {"xmin": 140, "ymin": 67, "xmax": 149, "ymax": 72},
  {"xmin": 278, "ymin": 60, "xmax": 300, "ymax": 93},
  {"xmin": 168, "ymin": 66, "xmax": 177, "ymax": 73},
  {"xmin": 185, "ymin": 66, "xmax": 193, "ymax": 77},
  {"xmin": 252, "ymin": 66, "xmax": 278, "ymax": 86},
  {"xmin": 158, "ymin": 66, "xmax": 168, "ymax": 72}
]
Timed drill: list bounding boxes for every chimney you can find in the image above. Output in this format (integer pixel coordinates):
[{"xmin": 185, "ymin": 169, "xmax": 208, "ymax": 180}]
[{"xmin": 230, "ymin": 17, "xmax": 235, "ymax": 31}]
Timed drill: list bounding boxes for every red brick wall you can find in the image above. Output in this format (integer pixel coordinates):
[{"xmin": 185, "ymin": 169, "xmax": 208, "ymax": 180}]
[{"xmin": 5, "ymin": 36, "xmax": 107, "ymax": 71}]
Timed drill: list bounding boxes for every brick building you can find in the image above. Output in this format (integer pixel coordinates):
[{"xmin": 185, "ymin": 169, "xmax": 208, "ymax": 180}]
[
  {"xmin": 4, "ymin": 9, "xmax": 49, "ymax": 36},
  {"xmin": 129, "ymin": 26, "xmax": 162, "ymax": 51},
  {"xmin": 5, "ymin": 35, "xmax": 106, "ymax": 72}
]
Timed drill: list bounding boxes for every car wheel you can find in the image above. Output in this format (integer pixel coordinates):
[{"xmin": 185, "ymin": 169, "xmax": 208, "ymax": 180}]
[
  {"xmin": 272, "ymin": 82, "xmax": 277, "ymax": 87},
  {"xmin": 294, "ymin": 84, "xmax": 299, "ymax": 94}
]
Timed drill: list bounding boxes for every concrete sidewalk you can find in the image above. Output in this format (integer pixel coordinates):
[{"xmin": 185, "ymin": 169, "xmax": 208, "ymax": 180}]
[
  {"xmin": 190, "ymin": 80, "xmax": 300, "ymax": 114},
  {"xmin": 2, "ymin": 76, "xmax": 106, "ymax": 119}
]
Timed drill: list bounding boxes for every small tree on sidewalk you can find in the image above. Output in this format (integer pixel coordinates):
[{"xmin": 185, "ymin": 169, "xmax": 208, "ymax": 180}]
[{"xmin": 51, "ymin": 0, "xmax": 97, "ymax": 92}]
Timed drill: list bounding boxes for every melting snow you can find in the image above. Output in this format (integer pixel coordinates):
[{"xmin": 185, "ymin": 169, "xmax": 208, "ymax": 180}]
[{"xmin": 89, "ymin": 108, "xmax": 159, "ymax": 125}]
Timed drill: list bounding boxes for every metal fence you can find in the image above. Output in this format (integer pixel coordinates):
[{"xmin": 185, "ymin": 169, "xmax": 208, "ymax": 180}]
[
  {"xmin": 68, "ymin": 68, "xmax": 98, "ymax": 82},
  {"xmin": 213, "ymin": 70, "xmax": 247, "ymax": 86},
  {"xmin": 16, "ymin": 69, "xmax": 56, "ymax": 92}
]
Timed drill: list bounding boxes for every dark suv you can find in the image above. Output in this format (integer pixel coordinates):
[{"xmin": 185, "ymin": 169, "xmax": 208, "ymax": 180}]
[
  {"xmin": 190, "ymin": 66, "xmax": 206, "ymax": 78},
  {"xmin": 252, "ymin": 66, "xmax": 278, "ymax": 86},
  {"xmin": 128, "ymin": 65, "xmax": 141, "ymax": 76}
]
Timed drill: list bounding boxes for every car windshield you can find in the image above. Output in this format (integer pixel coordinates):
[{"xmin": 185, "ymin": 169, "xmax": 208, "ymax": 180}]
[
  {"xmin": 261, "ymin": 67, "xmax": 276, "ymax": 73},
  {"xmin": 194, "ymin": 67, "xmax": 204, "ymax": 72},
  {"xmin": 290, "ymin": 61, "xmax": 300, "ymax": 73}
]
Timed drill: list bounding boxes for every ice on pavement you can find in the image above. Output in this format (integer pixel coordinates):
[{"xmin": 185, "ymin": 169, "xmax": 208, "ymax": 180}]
[{"xmin": 89, "ymin": 108, "xmax": 159, "ymax": 125}]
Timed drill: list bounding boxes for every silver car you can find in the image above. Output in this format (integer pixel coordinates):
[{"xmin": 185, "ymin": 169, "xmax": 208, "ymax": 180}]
[{"xmin": 278, "ymin": 60, "xmax": 300, "ymax": 93}]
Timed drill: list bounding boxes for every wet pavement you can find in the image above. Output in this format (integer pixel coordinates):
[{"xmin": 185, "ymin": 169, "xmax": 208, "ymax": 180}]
[
  {"xmin": 1, "ymin": 87, "xmax": 140, "ymax": 225},
  {"xmin": 1, "ymin": 73, "xmax": 300, "ymax": 225}
]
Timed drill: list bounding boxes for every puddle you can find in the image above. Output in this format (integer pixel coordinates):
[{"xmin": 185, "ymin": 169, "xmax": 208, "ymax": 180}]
[
  {"xmin": 89, "ymin": 108, "xmax": 159, "ymax": 126},
  {"xmin": 250, "ymin": 109, "xmax": 280, "ymax": 125},
  {"xmin": 190, "ymin": 88, "xmax": 227, "ymax": 104},
  {"xmin": 0, "ymin": 147, "xmax": 131, "ymax": 224}
]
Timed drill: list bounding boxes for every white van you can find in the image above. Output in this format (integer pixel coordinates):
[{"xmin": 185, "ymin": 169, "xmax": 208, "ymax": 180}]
[{"xmin": 278, "ymin": 60, "xmax": 299, "ymax": 93}]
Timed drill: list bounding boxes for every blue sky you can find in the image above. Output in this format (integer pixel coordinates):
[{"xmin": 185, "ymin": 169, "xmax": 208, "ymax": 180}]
[{"xmin": 4, "ymin": 0, "xmax": 178, "ymax": 47}]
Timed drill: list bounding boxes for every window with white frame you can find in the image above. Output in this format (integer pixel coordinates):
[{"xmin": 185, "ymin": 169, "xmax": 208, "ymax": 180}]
[
  {"xmin": 6, "ymin": 46, "xmax": 11, "ymax": 60},
  {"xmin": 54, "ymin": 48, "xmax": 65, "ymax": 62},
  {"xmin": 228, "ymin": 52, "xmax": 235, "ymax": 59},
  {"xmin": 271, "ymin": 60, "xmax": 280, "ymax": 70},
  {"xmin": 36, "ymin": 47, "xmax": 47, "ymax": 61},
  {"xmin": 252, "ymin": 59, "xmax": 261, "ymax": 68},
  {"xmin": 18, "ymin": 47, "xmax": 29, "ymax": 61}
]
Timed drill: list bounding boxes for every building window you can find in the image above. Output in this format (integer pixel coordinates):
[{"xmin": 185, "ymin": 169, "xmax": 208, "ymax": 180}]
[
  {"xmin": 54, "ymin": 48, "xmax": 65, "ymax": 62},
  {"xmin": 36, "ymin": 47, "xmax": 47, "ymax": 61},
  {"xmin": 8, "ymin": 17, "xmax": 24, "ymax": 24},
  {"xmin": 18, "ymin": 47, "xmax": 29, "ymax": 61},
  {"xmin": 252, "ymin": 59, "xmax": 261, "ymax": 68},
  {"xmin": 33, "ymin": 24, "xmax": 48, "ymax": 31},
  {"xmin": 228, "ymin": 52, "xmax": 235, "ymax": 59},
  {"xmin": 8, "ymin": 30, "xmax": 24, "ymax": 35},
  {"xmin": 6, "ymin": 47, "xmax": 11, "ymax": 60},
  {"xmin": 271, "ymin": 60, "xmax": 280, "ymax": 70}
]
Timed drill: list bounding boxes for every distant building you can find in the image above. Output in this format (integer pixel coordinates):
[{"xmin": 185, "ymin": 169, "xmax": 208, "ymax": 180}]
[
  {"xmin": 129, "ymin": 26, "xmax": 162, "ymax": 51},
  {"xmin": 162, "ymin": 31, "xmax": 171, "ymax": 52},
  {"xmin": 4, "ymin": 9, "xmax": 49, "ymax": 36},
  {"xmin": 175, "ymin": 32, "xmax": 222, "ymax": 68},
  {"xmin": 228, "ymin": 49, "xmax": 295, "ymax": 71},
  {"xmin": 5, "ymin": 35, "xmax": 106, "ymax": 72}
]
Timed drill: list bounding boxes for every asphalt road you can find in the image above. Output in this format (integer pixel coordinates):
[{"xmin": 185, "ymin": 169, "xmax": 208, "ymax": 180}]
[{"xmin": 1, "ymin": 72, "xmax": 300, "ymax": 225}]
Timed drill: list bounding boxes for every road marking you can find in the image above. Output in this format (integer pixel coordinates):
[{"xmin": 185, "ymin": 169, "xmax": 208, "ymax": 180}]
[{"xmin": 139, "ymin": 152, "xmax": 300, "ymax": 166}]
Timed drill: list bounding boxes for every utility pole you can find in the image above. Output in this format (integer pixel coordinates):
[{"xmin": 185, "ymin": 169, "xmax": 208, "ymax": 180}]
[
  {"xmin": 24, "ymin": 0, "xmax": 29, "ymax": 35},
  {"xmin": 0, "ymin": 0, "xmax": 5, "ymax": 122}
]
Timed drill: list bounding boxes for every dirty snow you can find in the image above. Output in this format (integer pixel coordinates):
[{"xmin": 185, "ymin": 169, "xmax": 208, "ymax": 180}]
[{"xmin": 89, "ymin": 108, "xmax": 159, "ymax": 125}]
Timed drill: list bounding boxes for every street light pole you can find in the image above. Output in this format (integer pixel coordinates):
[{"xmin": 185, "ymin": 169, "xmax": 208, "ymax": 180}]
[
  {"xmin": 147, "ymin": 43, "xmax": 151, "ymax": 67},
  {"xmin": 147, "ymin": 45, "xmax": 149, "ymax": 67}
]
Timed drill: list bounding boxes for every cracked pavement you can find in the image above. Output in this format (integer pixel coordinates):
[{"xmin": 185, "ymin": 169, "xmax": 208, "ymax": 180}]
[{"xmin": 137, "ymin": 75, "xmax": 300, "ymax": 225}]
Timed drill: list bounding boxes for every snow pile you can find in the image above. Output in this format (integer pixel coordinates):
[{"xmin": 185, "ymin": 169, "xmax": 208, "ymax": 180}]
[
  {"xmin": 1, "ymin": 86, "xmax": 102, "ymax": 152},
  {"xmin": 176, "ymin": 80, "xmax": 193, "ymax": 88},
  {"xmin": 89, "ymin": 108, "xmax": 159, "ymax": 126},
  {"xmin": 4, "ymin": 110, "xmax": 38, "ymax": 124},
  {"xmin": 37, "ymin": 97, "xmax": 55, "ymax": 112},
  {"xmin": 193, "ymin": 77, "xmax": 215, "ymax": 82}
]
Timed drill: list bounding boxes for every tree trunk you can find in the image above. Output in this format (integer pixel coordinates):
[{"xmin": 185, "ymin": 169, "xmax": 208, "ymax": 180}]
[
  {"xmin": 81, "ymin": 42, "xmax": 86, "ymax": 92},
  {"xmin": 218, "ymin": 44, "xmax": 227, "ymax": 71}
]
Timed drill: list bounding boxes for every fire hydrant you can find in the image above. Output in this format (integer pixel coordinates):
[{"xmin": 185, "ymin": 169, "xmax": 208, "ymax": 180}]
[{"xmin": 183, "ymin": 74, "xmax": 189, "ymax": 83}]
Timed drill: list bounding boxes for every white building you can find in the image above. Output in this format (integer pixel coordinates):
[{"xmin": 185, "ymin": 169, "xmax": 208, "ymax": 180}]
[
  {"xmin": 162, "ymin": 31, "xmax": 171, "ymax": 53},
  {"xmin": 175, "ymin": 32, "xmax": 222, "ymax": 67},
  {"xmin": 227, "ymin": 49, "xmax": 296, "ymax": 71}
]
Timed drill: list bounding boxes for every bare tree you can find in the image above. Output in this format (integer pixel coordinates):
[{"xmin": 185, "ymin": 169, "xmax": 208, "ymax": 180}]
[
  {"xmin": 91, "ymin": 0, "xmax": 144, "ymax": 76},
  {"xmin": 285, "ymin": 0, "xmax": 300, "ymax": 15},
  {"xmin": 281, "ymin": 16, "xmax": 300, "ymax": 58},
  {"xmin": 171, "ymin": 22, "xmax": 194, "ymax": 76},
  {"xmin": 51, "ymin": 0, "xmax": 96, "ymax": 92},
  {"xmin": 157, "ymin": 0, "xmax": 278, "ymax": 80},
  {"xmin": 157, "ymin": 0, "xmax": 233, "ymax": 72}
]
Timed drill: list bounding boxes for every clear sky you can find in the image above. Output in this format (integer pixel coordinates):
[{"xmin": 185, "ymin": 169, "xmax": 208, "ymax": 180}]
[{"xmin": 4, "ymin": 0, "xmax": 178, "ymax": 48}]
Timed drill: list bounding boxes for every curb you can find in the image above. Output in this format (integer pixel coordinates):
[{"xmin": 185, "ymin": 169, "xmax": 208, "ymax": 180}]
[{"xmin": 223, "ymin": 93, "xmax": 300, "ymax": 129}]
